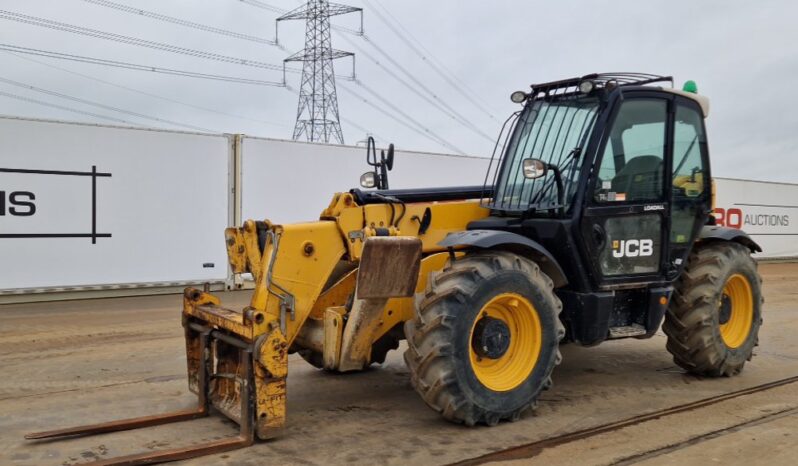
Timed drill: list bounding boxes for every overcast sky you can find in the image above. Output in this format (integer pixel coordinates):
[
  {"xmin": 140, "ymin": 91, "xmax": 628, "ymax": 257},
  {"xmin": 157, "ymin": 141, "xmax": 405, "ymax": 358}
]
[{"xmin": 0, "ymin": 0, "xmax": 795, "ymax": 182}]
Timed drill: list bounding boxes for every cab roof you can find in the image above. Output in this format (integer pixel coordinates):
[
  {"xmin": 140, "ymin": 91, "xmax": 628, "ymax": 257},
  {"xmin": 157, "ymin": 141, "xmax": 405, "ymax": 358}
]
[{"xmin": 529, "ymin": 72, "xmax": 710, "ymax": 118}]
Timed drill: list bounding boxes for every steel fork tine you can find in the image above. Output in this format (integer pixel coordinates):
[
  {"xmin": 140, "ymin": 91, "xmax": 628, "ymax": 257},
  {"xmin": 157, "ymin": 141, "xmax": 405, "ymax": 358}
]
[
  {"xmin": 85, "ymin": 435, "xmax": 254, "ymax": 466},
  {"xmin": 24, "ymin": 408, "xmax": 208, "ymax": 440},
  {"xmin": 26, "ymin": 330, "xmax": 212, "ymax": 441}
]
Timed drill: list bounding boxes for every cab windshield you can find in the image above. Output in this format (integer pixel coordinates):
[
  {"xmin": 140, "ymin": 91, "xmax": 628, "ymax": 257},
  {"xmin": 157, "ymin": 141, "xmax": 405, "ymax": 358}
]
[{"xmin": 492, "ymin": 96, "xmax": 600, "ymax": 213}]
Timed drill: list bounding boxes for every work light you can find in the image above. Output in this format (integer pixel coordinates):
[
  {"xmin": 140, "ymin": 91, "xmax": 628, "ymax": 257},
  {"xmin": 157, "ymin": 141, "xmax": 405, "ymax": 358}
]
[
  {"xmin": 510, "ymin": 91, "xmax": 527, "ymax": 103},
  {"xmin": 578, "ymin": 80, "xmax": 595, "ymax": 94}
]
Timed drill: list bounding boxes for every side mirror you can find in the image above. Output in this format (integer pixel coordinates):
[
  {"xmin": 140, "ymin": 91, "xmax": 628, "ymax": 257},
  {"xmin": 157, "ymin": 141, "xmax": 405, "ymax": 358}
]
[
  {"xmin": 360, "ymin": 171, "xmax": 377, "ymax": 189},
  {"xmin": 522, "ymin": 158, "xmax": 547, "ymax": 179}
]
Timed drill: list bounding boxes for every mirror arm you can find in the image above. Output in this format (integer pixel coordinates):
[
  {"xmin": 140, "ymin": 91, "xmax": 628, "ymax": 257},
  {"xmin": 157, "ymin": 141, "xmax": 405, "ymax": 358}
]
[
  {"xmin": 381, "ymin": 164, "xmax": 389, "ymax": 190},
  {"xmin": 547, "ymin": 163, "xmax": 565, "ymax": 216}
]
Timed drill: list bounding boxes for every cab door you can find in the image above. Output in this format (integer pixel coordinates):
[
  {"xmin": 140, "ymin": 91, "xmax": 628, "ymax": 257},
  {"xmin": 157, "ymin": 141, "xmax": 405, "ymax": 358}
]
[
  {"xmin": 580, "ymin": 94, "xmax": 672, "ymax": 287},
  {"xmin": 667, "ymin": 97, "xmax": 712, "ymax": 277}
]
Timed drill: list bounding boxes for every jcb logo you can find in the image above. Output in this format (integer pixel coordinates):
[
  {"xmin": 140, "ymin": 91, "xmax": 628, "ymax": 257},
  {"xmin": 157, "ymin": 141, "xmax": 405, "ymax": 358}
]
[{"xmin": 612, "ymin": 239, "xmax": 654, "ymax": 258}]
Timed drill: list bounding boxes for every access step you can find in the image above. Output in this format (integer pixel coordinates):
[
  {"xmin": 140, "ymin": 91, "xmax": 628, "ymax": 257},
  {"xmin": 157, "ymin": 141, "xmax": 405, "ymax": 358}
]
[{"xmin": 608, "ymin": 324, "xmax": 647, "ymax": 339}]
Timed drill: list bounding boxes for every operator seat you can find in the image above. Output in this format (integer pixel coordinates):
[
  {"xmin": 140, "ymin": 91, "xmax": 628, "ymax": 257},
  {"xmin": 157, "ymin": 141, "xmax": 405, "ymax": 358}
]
[{"xmin": 611, "ymin": 155, "xmax": 662, "ymax": 200}]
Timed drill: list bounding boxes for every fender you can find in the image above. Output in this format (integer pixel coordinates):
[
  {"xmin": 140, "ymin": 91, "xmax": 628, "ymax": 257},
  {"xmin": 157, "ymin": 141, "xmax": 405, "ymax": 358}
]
[
  {"xmin": 439, "ymin": 230, "xmax": 568, "ymax": 287},
  {"xmin": 699, "ymin": 225, "xmax": 762, "ymax": 253}
]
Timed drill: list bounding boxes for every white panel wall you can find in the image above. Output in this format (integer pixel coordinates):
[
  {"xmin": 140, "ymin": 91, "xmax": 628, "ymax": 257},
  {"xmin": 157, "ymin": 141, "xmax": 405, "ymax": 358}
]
[
  {"xmin": 714, "ymin": 178, "xmax": 798, "ymax": 258},
  {"xmin": 1, "ymin": 117, "xmax": 795, "ymax": 297},
  {"xmin": 240, "ymin": 137, "xmax": 491, "ymax": 223},
  {"xmin": 0, "ymin": 118, "xmax": 230, "ymax": 291}
]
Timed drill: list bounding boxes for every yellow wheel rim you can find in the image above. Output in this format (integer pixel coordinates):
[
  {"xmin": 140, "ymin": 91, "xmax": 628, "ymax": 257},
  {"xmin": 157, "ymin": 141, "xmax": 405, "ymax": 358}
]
[
  {"xmin": 719, "ymin": 274, "xmax": 754, "ymax": 349},
  {"xmin": 469, "ymin": 292, "xmax": 542, "ymax": 392}
]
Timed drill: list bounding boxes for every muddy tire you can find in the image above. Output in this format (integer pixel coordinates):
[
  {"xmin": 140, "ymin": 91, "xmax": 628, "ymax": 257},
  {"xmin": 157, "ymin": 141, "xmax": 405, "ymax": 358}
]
[
  {"xmin": 404, "ymin": 251, "xmax": 564, "ymax": 426},
  {"xmin": 663, "ymin": 242, "xmax": 763, "ymax": 376}
]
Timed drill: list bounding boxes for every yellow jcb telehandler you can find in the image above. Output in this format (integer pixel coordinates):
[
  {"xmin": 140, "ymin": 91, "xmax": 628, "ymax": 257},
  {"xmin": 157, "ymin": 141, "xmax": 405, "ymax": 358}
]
[{"xmin": 27, "ymin": 73, "xmax": 763, "ymax": 465}]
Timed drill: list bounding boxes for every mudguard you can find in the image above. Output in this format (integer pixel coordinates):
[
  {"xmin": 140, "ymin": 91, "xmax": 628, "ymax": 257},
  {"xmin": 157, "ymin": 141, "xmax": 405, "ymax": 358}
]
[
  {"xmin": 439, "ymin": 230, "xmax": 568, "ymax": 287},
  {"xmin": 699, "ymin": 225, "xmax": 762, "ymax": 253}
]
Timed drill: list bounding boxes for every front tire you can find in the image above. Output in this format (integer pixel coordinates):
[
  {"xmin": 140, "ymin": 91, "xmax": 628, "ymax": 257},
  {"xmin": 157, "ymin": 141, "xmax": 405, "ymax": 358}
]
[
  {"xmin": 663, "ymin": 242, "xmax": 763, "ymax": 376},
  {"xmin": 404, "ymin": 251, "xmax": 564, "ymax": 426}
]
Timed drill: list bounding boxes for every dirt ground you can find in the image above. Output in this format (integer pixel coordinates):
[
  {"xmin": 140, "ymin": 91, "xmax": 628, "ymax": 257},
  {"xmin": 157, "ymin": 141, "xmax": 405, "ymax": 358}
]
[{"xmin": 1, "ymin": 262, "xmax": 797, "ymax": 466}]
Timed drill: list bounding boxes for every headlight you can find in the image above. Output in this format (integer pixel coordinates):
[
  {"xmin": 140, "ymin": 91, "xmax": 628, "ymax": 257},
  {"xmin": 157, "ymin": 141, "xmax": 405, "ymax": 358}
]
[{"xmin": 360, "ymin": 171, "xmax": 376, "ymax": 188}]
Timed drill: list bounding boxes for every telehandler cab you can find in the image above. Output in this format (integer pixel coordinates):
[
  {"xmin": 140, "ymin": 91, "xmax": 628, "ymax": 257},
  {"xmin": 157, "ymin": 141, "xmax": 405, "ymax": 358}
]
[{"xmin": 27, "ymin": 73, "xmax": 763, "ymax": 465}]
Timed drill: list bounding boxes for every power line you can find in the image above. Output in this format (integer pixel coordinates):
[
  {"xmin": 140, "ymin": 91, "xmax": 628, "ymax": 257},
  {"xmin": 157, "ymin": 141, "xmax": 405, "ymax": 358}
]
[
  {"xmin": 81, "ymin": 0, "xmax": 279, "ymax": 46},
  {"xmin": 357, "ymin": 34, "xmax": 494, "ymax": 142},
  {"xmin": 0, "ymin": 90, "xmax": 140, "ymax": 126},
  {"xmin": 237, "ymin": 0, "xmax": 286, "ymax": 14},
  {"xmin": 0, "ymin": 76, "xmax": 216, "ymax": 132},
  {"xmin": 340, "ymin": 81, "xmax": 465, "ymax": 154},
  {"xmin": 338, "ymin": 83, "xmax": 457, "ymax": 154},
  {"xmin": 364, "ymin": 0, "xmax": 501, "ymax": 122},
  {"xmin": 337, "ymin": 32, "xmax": 495, "ymax": 143},
  {"xmin": 0, "ymin": 5, "xmax": 475, "ymax": 149},
  {"xmin": 0, "ymin": 10, "xmax": 297, "ymax": 74},
  {"xmin": 0, "ymin": 44, "xmax": 286, "ymax": 86},
  {"xmin": 6, "ymin": 51, "xmax": 290, "ymax": 128}
]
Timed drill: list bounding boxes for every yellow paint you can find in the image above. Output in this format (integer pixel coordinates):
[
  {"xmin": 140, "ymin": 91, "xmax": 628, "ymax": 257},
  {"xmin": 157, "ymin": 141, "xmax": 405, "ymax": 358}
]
[
  {"xmin": 711, "ymin": 178, "xmax": 717, "ymax": 214},
  {"xmin": 251, "ymin": 326, "xmax": 288, "ymax": 439},
  {"xmin": 323, "ymin": 307, "xmax": 345, "ymax": 369},
  {"xmin": 241, "ymin": 220, "xmax": 270, "ymax": 280},
  {"xmin": 253, "ymin": 363, "xmax": 286, "ymax": 439},
  {"xmin": 673, "ymin": 172, "xmax": 704, "ymax": 197},
  {"xmin": 720, "ymin": 274, "xmax": 754, "ymax": 349},
  {"xmin": 338, "ymin": 297, "xmax": 391, "ymax": 372},
  {"xmin": 309, "ymin": 270, "xmax": 356, "ymax": 319},
  {"xmin": 181, "ymin": 191, "xmax": 491, "ymax": 438},
  {"xmin": 248, "ymin": 221, "xmax": 347, "ymax": 346},
  {"xmin": 468, "ymin": 292, "xmax": 542, "ymax": 392},
  {"xmin": 371, "ymin": 253, "xmax": 453, "ymax": 339},
  {"xmin": 362, "ymin": 201, "xmax": 489, "ymax": 254},
  {"xmin": 186, "ymin": 304, "xmax": 253, "ymax": 340},
  {"xmin": 224, "ymin": 227, "xmax": 248, "ymax": 274}
]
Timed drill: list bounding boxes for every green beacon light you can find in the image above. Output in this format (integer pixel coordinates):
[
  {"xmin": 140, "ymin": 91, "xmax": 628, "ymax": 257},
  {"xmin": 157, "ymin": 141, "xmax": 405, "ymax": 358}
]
[{"xmin": 683, "ymin": 80, "xmax": 698, "ymax": 94}]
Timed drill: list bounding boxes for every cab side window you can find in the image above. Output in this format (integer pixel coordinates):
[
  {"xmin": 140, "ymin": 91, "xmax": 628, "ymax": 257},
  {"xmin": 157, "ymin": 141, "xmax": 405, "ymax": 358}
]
[
  {"xmin": 595, "ymin": 99, "xmax": 667, "ymax": 202},
  {"xmin": 670, "ymin": 104, "xmax": 708, "ymax": 249}
]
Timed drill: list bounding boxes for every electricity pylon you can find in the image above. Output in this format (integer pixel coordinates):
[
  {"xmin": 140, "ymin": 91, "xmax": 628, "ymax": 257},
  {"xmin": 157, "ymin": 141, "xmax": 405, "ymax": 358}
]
[{"xmin": 277, "ymin": 0, "xmax": 361, "ymax": 144}]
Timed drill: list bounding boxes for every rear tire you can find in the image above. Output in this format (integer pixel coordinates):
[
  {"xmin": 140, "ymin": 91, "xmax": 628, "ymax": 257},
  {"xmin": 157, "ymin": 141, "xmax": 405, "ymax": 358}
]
[
  {"xmin": 663, "ymin": 242, "xmax": 763, "ymax": 376},
  {"xmin": 404, "ymin": 251, "xmax": 564, "ymax": 426}
]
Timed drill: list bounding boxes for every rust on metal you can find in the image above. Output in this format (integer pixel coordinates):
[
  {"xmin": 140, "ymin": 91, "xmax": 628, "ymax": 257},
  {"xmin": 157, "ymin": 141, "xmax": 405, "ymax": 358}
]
[
  {"xmin": 225, "ymin": 227, "xmax": 248, "ymax": 274},
  {"xmin": 24, "ymin": 409, "xmax": 209, "ymax": 441},
  {"xmin": 356, "ymin": 236, "xmax": 422, "ymax": 299},
  {"xmin": 25, "ymin": 325, "xmax": 257, "ymax": 466},
  {"xmin": 253, "ymin": 328, "xmax": 288, "ymax": 438}
]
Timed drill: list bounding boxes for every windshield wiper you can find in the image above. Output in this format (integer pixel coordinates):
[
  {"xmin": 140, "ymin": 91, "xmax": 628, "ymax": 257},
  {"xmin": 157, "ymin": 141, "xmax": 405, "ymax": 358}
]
[{"xmin": 673, "ymin": 135, "xmax": 698, "ymax": 179}]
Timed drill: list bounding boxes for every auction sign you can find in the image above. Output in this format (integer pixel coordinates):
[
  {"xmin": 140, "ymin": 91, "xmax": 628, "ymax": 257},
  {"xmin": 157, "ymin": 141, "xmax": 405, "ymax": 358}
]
[
  {"xmin": 0, "ymin": 166, "xmax": 111, "ymax": 243},
  {"xmin": 0, "ymin": 116, "xmax": 230, "ymax": 291},
  {"xmin": 714, "ymin": 177, "xmax": 798, "ymax": 258}
]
